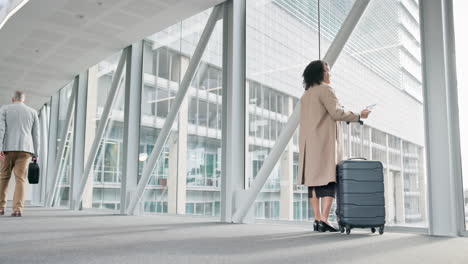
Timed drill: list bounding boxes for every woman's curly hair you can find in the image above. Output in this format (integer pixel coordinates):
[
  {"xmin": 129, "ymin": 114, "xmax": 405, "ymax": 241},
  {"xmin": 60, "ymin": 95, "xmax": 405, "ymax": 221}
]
[{"xmin": 303, "ymin": 60, "xmax": 328, "ymax": 90}]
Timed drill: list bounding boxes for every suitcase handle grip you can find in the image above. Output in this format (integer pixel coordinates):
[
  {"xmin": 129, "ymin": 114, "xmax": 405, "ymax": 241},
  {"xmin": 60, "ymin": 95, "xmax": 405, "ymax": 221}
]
[
  {"xmin": 346, "ymin": 120, "xmax": 364, "ymax": 125},
  {"xmin": 348, "ymin": 157, "xmax": 367, "ymax": 161}
]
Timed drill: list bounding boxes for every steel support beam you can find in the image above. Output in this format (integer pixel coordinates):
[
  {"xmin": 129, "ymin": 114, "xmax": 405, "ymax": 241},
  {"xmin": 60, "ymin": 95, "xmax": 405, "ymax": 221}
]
[
  {"xmin": 231, "ymin": 0, "xmax": 371, "ymax": 223},
  {"xmin": 46, "ymin": 80, "xmax": 77, "ymax": 207},
  {"xmin": 73, "ymin": 49, "xmax": 128, "ymax": 210},
  {"xmin": 39, "ymin": 105, "xmax": 49, "ymax": 204},
  {"xmin": 420, "ymin": 0, "xmax": 465, "ymax": 236},
  {"xmin": 126, "ymin": 4, "xmax": 223, "ymax": 215},
  {"xmin": 221, "ymin": 0, "xmax": 246, "ymax": 222},
  {"xmin": 31, "ymin": 106, "xmax": 48, "ymax": 205},
  {"xmin": 44, "ymin": 96, "xmax": 58, "ymax": 205},
  {"xmin": 70, "ymin": 71, "xmax": 88, "ymax": 210},
  {"xmin": 121, "ymin": 41, "xmax": 143, "ymax": 214}
]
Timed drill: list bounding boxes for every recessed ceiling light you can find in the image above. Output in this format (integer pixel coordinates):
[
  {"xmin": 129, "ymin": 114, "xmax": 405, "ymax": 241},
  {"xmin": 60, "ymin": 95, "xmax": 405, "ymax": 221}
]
[
  {"xmin": 77, "ymin": 14, "xmax": 85, "ymax": 19},
  {"xmin": 97, "ymin": 2, "xmax": 103, "ymax": 6},
  {"xmin": 35, "ymin": 49, "xmax": 39, "ymax": 53}
]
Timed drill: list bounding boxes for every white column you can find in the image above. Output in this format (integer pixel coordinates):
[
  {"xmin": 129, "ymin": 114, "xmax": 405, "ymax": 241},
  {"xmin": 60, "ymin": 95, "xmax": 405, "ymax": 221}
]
[
  {"xmin": 121, "ymin": 42, "xmax": 143, "ymax": 214},
  {"xmin": 394, "ymin": 170, "xmax": 405, "ymax": 225},
  {"xmin": 82, "ymin": 66, "xmax": 98, "ymax": 208},
  {"xmin": 38, "ymin": 106, "xmax": 49, "ymax": 205},
  {"xmin": 420, "ymin": 0, "xmax": 465, "ymax": 236},
  {"xmin": 167, "ymin": 132, "xmax": 179, "ymax": 214},
  {"xmin": 384, "ymin": 134, "xmax": 394, "ymax": 224},
  {"xmin": 74, "ymin": 49, "xmax": 127, "ymax": 210},
  {"xmin": 46, "ymin": 82, "xmax": 76, "ymax": 207},
  {"xmin": 221, "ymin": 0, "xmax": 246, "ymax": 222},
  {"xmin": 279, "ymin": 97, "xmax": 294, "ymax": 220},
  {"xmin": 398, "ymin": 140, "xmax": 406, "ymax": 224},
  {"xmin": 126, "ymin": 6, "xmax": 223, "ymax": 215},
  {"xmin": 168, "ymin": 57, "xmax": 189, "ymax": 215},
  {"xmin": 31, "ymin": 106, "xmax": 48, "ymax": 205},
  {"xmin": 244, "ymin": 82, "xmax": 251, "ymax": 190},
  {"xmin": 70, "ymin": 72, "xmax": 88, "ymax": 210}
]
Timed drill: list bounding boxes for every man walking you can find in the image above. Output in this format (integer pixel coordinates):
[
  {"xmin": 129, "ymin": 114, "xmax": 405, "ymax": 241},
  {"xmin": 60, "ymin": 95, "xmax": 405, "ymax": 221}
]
[{"xmin": 0, "ymin": 91, "xmax": 40, "ymax": 217}]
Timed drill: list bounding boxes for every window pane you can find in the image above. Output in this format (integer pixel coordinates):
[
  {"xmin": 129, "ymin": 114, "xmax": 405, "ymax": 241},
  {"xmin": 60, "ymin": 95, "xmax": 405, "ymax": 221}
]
[
  {"xmin": 82, "ymin": 51, "xmax": 125, "ymax": 211},
  {"xmin": 138, "ymin": 8, "xmax": 223, "ymax": 218},
  {"xmin": 246, "ymin": 0, "xmax": 427, "ymax": 228},
  {"xmin": 198, "ymin": 100, "xmax": 208, "ymax": 127},
  {"xmin": 332, "ymin": 0, "xmax": 427, "ymax": 227},
  {"xmin": 53, "ymin": 82, "xmax": 74, "ymax": 208},
  {"xmin": 246, "ymin": 0, "xmax": 312, "ymax": 222},
  {"xmin": 140, "ymin": 21, "xmax": 181, "ymax": 215},
  {"xmin": 208, "ymin": 102, "xmax": 218, "ymax": 129}
]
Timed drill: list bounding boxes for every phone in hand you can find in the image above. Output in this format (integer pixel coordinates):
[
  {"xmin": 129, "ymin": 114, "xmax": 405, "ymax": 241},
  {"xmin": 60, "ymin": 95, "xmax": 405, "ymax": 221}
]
[{"xmin": 366, "ymin": 104, "xmax": 377, "ymax": 110}]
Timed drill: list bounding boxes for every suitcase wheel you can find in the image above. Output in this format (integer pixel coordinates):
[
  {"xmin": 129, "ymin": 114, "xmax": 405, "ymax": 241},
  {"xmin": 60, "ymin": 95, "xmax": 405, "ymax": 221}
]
[
  {"xmin": 339, "ymin": 225, "xmax": 345, "ymax": 233},
  {"xmin": 346, "ymin": 227, "xmax": 351, "ymax": 235},
  {"xmin": 371, "ymin": 227, "xmax": 376, "ymax": 233},
  {"xmin": 379, "ymin": 226, "xmax": 384, "ymax": 235}
]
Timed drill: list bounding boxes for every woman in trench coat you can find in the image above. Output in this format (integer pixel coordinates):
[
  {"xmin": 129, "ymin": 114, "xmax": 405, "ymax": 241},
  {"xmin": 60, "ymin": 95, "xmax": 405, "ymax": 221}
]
[{"xmin": 298, "ymin": 60, "xmax": 371, "ymax": 232}]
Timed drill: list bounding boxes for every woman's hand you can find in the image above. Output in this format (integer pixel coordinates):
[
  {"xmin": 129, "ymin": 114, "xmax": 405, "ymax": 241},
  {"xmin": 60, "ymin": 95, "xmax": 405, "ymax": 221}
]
[{"xmin": 360, "ymin": 109, "xmax": 371, "ymax": 119}]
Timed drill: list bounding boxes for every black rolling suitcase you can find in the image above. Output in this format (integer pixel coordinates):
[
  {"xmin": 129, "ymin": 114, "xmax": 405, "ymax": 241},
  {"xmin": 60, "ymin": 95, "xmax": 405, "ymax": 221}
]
[{"xmin": 336, "ymin": 158, "xmax": 385, "ymax": 235}]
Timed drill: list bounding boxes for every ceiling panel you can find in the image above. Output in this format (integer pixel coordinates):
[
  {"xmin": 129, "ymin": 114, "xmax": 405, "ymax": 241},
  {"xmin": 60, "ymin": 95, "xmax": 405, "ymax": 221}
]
[{"xmin": 0, "ymin": 0, "xmax": 224, "ymax": 109}]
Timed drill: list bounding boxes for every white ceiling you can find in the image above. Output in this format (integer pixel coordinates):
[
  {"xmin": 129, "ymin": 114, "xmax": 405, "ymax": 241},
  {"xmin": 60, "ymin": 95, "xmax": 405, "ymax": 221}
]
[{"xmin": 0, "ymin": 0, "xmax": 224, "ymax": 109}]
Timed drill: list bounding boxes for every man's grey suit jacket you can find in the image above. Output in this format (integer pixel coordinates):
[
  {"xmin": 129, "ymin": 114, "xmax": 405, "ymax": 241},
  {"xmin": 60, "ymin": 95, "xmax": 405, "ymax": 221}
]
[{"xmin": 0, "ymin": 102, "xmax": 40, "ymax": 156}]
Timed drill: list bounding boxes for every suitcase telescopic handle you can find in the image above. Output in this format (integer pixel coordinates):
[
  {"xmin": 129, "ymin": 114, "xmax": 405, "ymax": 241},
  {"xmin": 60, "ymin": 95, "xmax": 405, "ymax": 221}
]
[
  {"xmin": 348, "ymin": 157, "xmax": 367, "ymax": 161},
  {"xmin": 346, "ymin": 120, "xmax": 364, "ymax": 125}
]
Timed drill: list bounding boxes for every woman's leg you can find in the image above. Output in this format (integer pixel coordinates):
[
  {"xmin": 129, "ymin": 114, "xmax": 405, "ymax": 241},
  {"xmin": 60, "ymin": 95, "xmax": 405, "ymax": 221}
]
[
  {"xmin": 309, "ymin": 189, "xmax": 321, "ymax": 221},
  {"xmin": 321, "ymin": 196, "xmax": 334, "ymax": 224}
]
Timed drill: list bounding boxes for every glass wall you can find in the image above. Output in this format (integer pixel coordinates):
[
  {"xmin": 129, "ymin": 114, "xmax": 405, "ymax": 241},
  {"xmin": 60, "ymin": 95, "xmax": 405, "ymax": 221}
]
[
  {"xmin": 42, "ymin": 1, "xmax": 430, "ymax": 228},
  {"xmin": 44, "ymin": 6, "xmax": 224, "ymax": 216},
  {"xmin": 453, "ymin": 0, "xmax": 468, "ymax": 230},
  {"xmin": 246, "ymin": 0, "xmax": 427, "ymax": 227},
  {"xmin": 137, "ymin": 8, "xmax": 223, "ymax": 217},
  {"xmin": 82, "ymin": 51, "xmax": 126, "ymax": 211},
  {"xmin": 138, "ymin": 24, "xmax": 182, "ymax": 214},
  {"xmin": 53, "ymin": 81, "xmax": 74, "ymax": 207},
  {"xmin": 246, "ymin": 0, "xmax": 317, "ymax": 221},
  {"xmin": 184, "ymin": 11, "xmax": 223, "ymax": 217}
]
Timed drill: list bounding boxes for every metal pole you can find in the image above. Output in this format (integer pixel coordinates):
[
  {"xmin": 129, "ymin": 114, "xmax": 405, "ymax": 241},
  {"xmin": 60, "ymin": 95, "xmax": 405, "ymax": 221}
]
[
  {"xmin": 420, "ymin": 0, "xmax": 464, "ymax": 236},
  {"xmin": 44, "ymin": 96, "xmax": 58, "ymax": 205},
  {"xmin": 73, "ymin": 49, "xmax": 128, "ymax": 210},
  {"xmin": 126, "ymin": 5, "xmax": 223, "ymax": 215},
  {"xmin": 32, "ymin": 106, "xmax": 46, "ymax": 205},
  {"xmin": 70, "ymin": 71, "xmax": 88, "ymax": 210},
  {"xmin": 46, "ymin": 80, "xmax": 77, "ymax": 207},
  {"xmin": 121, "ymin": 41, "xmax": 143, "ymax": 214},
  {"xmin": 443, "ymin": 0, "xmax": 465, "ymax": 235},
  {"xmin": 221, "ymin": 0, "xmax": 246, "ymax": 222},
  {"xmin": 231, "ymin": 0, "xmax": 371, "ymax": 223},
  {"xmin": 39, "ymin": 105, "xmax": 49, "ymax": 204}
]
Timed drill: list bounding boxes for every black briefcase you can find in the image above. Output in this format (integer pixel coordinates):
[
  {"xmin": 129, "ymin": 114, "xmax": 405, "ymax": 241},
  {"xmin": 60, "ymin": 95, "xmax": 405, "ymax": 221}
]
[{"xmin": 28, "ymin": 160, "xmax": 40, "ymax": 184}]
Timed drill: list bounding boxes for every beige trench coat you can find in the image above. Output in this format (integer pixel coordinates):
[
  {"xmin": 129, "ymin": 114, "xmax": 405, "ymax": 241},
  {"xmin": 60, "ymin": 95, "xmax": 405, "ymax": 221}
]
[{"xmin": 298, "ymin": 83, "xmax": 360, "ymax": 187}]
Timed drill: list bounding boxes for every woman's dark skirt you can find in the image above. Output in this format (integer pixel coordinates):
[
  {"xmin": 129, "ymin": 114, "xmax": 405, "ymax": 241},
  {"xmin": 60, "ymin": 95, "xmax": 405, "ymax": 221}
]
[{"xmin": 308, "ymin": 182, "xmax": 336, "ymax": 198}]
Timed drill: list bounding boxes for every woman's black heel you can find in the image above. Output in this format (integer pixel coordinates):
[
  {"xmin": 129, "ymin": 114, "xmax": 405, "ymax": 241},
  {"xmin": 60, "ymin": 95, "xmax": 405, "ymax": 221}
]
[
  {"xmin": 313, "ymin": 220, "xmax": 319, "ymax": 231},
  {"xmin": 319, "ymin": 221, "xmax": 338, "ymax": 232}
]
